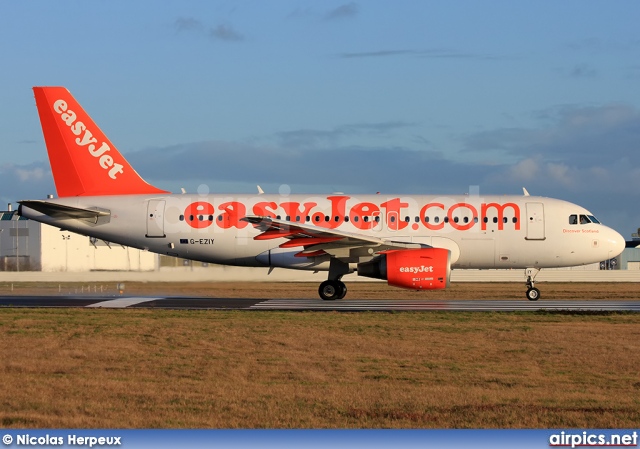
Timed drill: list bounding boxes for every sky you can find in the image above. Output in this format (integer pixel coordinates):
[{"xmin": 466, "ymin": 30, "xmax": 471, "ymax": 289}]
[{"xmin": 1, "ymin": 1, "xmax": 639, "ymax": 237}]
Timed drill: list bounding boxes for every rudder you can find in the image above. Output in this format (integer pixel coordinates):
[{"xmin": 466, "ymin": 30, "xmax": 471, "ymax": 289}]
[{"xmin": 33, "ymin": 87, "xmax": 168, "ymax": 197}]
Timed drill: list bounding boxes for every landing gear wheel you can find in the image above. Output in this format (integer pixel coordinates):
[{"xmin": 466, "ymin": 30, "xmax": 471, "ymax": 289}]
[
  {"xmin": 319, "ymin": 280, "xmax": 343, "ymax": 301},
  {"xmin": 526, "ymin": 287, "xmax": 540, "ymax": 301},
  {"xmin": 336, "ymin": 282, "xmax": 347, "ymax": 300}
]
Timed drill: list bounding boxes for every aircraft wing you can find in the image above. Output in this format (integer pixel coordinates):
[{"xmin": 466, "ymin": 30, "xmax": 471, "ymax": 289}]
[
  {"xmin": 18, "ymin": 200, "xmax": 110, "ymax": 224},
  {"xmin": 241, "ymin": 215, "xmax": 423, "ymax": 261}
]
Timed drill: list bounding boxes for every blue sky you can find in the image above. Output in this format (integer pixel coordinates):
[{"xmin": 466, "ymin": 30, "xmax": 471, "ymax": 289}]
[{"xmin": 1, "ymin": 1, "xmax": 639, "ymax": 237}]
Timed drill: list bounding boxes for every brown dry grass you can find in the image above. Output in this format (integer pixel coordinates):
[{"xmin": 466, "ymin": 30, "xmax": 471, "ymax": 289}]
[
  {"xmin": 1, "ymin": 281, "xmax": 639, "ymax": 300},
  {"xmin": 1, "ymin": 305, "xmax": 639, "ymax": 428}
]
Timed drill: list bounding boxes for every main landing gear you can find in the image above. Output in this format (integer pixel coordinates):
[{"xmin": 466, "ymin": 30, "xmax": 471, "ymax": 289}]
[
  {"xmin": 525, "ymin": 268, "xmax": 540, "ymax": 301},
  {"xmin": 319, "ymin": 279, "xmax": 347, "ymax": 300},
  {"xmin": 319, "ymin": 258, "xmax": 351, "ymax": 300}
]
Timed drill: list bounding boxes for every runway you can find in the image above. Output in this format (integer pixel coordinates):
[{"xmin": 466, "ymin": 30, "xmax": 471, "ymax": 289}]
[{"xmin": 0, "ymin": 296, "xmax": 639, "ymax": 312}]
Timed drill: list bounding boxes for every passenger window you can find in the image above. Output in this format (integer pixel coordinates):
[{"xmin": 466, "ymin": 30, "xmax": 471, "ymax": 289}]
[
  {"xmin": 404, "ymin": 216, "xmax": 410, "ymax": 223},
  {"xmin": 493, "ymin": 217, "xmax": 498, "ymax": 223},
  {"xmin": 512, "ymin": 217, "xmax": 517, "ymax": 223},
  {"xmin": 503, "ymin": 217, "xmax": 508, "ymax": 224},
  {"xmin": 364, "ymin": 216, "xmax": 369, "ymax": 222},
  {"xmin": 374, "ymin": 216, "xmax": 380, "ymax": 222},
  {"xmin": 179, "ymin": 215, "xmax": 184, "ymax": 221},
  {"xmin": 569, "ymin": 215, "xmax": 577, "ymax": 225},
  {"xmin": 390, "ymin": 216, "xmax": 396, "ymax": 223},
  {"xmin": 434, "ymin": 217, "xmax": 440, "ymax": 223}
]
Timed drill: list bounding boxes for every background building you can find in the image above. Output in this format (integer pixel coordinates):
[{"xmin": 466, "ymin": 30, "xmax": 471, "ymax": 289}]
[{"xmin": 0, "ymin": 210, "xmax": 155, "ymax": 272}]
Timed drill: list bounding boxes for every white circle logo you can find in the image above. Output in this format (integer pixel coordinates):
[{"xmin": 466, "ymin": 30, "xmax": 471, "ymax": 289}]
[{"xmin": 2, "ymin": 435, "xmax": 13, "ymax": 445}]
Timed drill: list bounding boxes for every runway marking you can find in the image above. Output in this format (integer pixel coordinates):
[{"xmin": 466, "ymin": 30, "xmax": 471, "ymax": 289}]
[
  {"xmin": 250, "ymin": 299, "xmax": 640, "ymax": 312},
  {"xmin": 86, "ymin": 297, "xmax": 163, "ymax": 308},
  {"xmin": 1, "ymin": 296, "xmax": 638, "ymax": 312}
]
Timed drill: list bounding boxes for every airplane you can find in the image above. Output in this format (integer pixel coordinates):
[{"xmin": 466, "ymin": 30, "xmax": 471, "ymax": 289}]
[{"xmin": 18, "ymin": 87, "xmax": 626, "ymax": 301}]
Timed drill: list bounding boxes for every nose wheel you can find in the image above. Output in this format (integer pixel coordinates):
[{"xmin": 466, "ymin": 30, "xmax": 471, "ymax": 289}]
[
  {"xmin": 319, "ymin": 280, "xmax": 347, "ymax": 300},
  {"xmin": 526, "ymin": 287, "xmax": 540, "ymax": 301},
  {"xmin": 525, "ymin": 268, "xmax": 540, "ymax": 301}
]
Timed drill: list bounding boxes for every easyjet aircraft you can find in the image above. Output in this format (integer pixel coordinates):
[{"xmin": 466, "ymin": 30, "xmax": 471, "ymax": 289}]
[{"xmin": 18, "ymin": 87, "xmax": 626, "ymax": 301}]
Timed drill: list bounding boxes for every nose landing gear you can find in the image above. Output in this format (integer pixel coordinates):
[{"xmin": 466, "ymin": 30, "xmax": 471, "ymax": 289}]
[{"xmin": 525, "ymin": 268, "xmax": 540, "ymax": 301}]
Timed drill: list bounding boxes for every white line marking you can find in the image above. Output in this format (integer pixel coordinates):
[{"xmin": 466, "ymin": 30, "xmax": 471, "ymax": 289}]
[{"xmin": 86, "ymin": 297, "xmax": 162, "ymax": 308}]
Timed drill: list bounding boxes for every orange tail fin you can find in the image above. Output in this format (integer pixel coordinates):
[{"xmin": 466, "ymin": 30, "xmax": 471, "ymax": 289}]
[{"xmin": 33, "ymin": 87, "xmax": 168, "ymax": 197}]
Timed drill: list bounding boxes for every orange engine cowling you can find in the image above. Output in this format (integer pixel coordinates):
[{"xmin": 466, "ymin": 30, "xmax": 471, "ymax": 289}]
[{"xmin": 357, "ymin": 248, "xmax": 451, "ymax": 290}]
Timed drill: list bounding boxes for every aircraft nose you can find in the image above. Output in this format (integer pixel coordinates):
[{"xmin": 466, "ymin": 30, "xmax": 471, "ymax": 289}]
[{"xmin": 604, "ymin": 227, "xmax": 626, "ymax": 259}]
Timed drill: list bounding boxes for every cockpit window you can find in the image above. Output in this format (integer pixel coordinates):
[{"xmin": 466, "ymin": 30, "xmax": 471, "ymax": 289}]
[
  {"xmin": 581, "ymin": 214, "xmax": 603, "ymax": 224},
  {"xmin": 570, "ymin": 214, "xmax": 600, "ymax": 225}
]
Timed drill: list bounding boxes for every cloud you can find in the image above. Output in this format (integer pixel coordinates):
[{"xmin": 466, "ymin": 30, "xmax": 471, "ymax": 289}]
[
  {"xmin": 0, "ymin": 162, "xmax": 55, "ymax": 204},
  {"xmin": 324, "ymin": 2, "xmax": 359, "ymax": 20},
  {"xmin": 174, "ymin": 17, "xmax": 204, "ymax": 34},
  {"xmin": 569, "ymin": 63, "xmax": 597, "ymax": 78},
  {"xmin": 15, "ymin": 166, "xmax": 46, "ymax": 182},
  {"xmin": 209, "ymin": 24, "xmax": 244, "ymax": 42},
  {"xmin": 275, "ymin": 121, "xmax": 416, "ymax": 149},
  {"xmin": 567, "ymin": 38, "xmax": 640, "ymax": 54},
  {"xmin": 173, "ymin": 17, "xmax": 244, "ymax": 42},
  {"xmin": 338, "ymin": 49, "xmax": 507, "ymax": 60},
  {"xmin": 463, "ymin": 104, "xmax": 640, "ymax": 168},
  {"xmin": 127, "ymin": 141, "xmax": 474, "ymax": 194}
]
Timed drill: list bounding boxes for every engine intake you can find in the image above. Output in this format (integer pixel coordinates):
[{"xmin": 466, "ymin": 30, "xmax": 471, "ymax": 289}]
[{"xmin": 357, "ymin": 248, "xmax": 450, "ymax": 290}]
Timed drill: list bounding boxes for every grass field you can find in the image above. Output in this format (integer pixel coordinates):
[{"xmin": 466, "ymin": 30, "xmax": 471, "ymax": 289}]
[{"xmin": 0, "ymin": 282, "xmax": 639, "ymax": 428}]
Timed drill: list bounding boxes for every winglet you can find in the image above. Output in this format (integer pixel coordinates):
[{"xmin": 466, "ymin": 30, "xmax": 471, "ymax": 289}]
[
  {"xmin": 522, "ymin": 187, "xmax": 530, "ymax": 196},
  {"xmin": 33, "ymin": 87, "xmax": 168, "ymax": 197}
]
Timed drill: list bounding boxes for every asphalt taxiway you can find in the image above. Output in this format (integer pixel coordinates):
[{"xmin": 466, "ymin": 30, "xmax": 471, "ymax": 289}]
[{"xmin": 0, "ymin": 296, "xmax": 639, "ymax": 312}]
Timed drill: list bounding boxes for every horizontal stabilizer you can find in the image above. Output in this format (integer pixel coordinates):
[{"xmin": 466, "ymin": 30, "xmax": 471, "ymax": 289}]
[{"xmin": 19, "ymin": 200, "xmax": 110, "ymax": 224}]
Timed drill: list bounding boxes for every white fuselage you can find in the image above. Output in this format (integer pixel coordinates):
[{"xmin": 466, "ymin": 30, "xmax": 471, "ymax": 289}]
[{"xmin": 19, "ymin": 193, "xmax": 626, "ymax": 273}]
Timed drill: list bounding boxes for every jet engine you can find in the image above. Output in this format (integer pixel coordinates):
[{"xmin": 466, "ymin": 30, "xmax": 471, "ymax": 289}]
[{"xmin": 357, "ymin": 248, "xmax": 450, "ymax": 290}]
